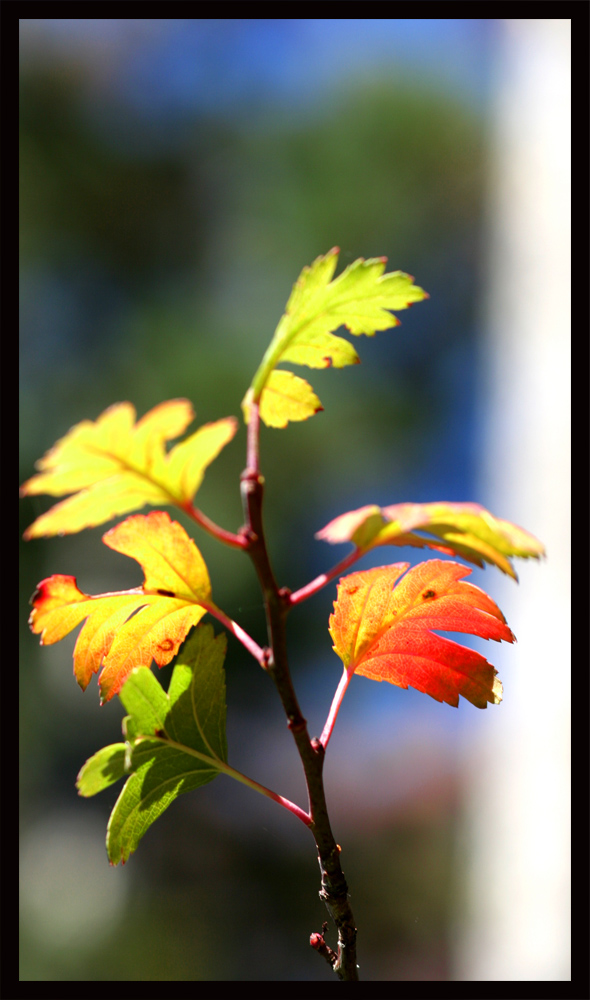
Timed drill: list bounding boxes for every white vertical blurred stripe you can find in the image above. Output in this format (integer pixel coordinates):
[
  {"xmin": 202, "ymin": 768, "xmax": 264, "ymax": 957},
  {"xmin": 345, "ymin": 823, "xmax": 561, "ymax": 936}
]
[{"xmin": 455, "ymin": 20, "xmax": 570, "ymax": 981}]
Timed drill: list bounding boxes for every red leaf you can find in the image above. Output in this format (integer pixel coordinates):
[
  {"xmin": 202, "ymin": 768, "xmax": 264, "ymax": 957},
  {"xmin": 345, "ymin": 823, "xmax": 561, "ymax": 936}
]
[{"xmin": 329, "ymin": 560, "xmax": 515, "ymax": 708}]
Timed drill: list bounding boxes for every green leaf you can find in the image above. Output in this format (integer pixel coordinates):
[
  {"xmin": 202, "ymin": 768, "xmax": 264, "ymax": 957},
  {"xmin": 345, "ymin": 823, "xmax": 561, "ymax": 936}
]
[
  {"xmin": 317, "ymin": 501, "xmax": 546, "ymax": 581},
  {"xmin": 244, "ymin": 248, "xmax": 428, "ymax": 427},
  {"xmin": 77, "ymin": 745, "xmax": 127, "ymax": 797},
  {"xmin": 118, "ymin": 664, "xmax": 170, "ymax": 734},
  {"xmin": 106, "ymin": 739, "xmax": 221, "ymax": 865},
  {"xmin": 75, "ymin": 624, "xmax": 229, "ymax": 864}
]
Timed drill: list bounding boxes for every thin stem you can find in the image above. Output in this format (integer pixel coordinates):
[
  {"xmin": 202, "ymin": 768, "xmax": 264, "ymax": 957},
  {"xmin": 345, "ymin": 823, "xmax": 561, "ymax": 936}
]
[
  {"xmin": 202, "ymin": 602, "xmax": 267, "ymax": 666},
  {"xmin": 218, "ymin": 762, "xmax": 312, "ymax": 828},
  {"xmin": 155, "ymin": 736, "xmax": 311, "ymax": 827},
  {"xmin": 320, "ymin": 666, "xmax": 355, "ymax": 749},
  {"xmin": 245, "ymin": 399, "xmax": 261, "ymax": 476},
  {"xmin": 289, "ymin": 546, "xmax": 363, "ymax": 605},
  {"xmin": 180, "ymin": 500, "xmax": 249, "ymax": 550}
]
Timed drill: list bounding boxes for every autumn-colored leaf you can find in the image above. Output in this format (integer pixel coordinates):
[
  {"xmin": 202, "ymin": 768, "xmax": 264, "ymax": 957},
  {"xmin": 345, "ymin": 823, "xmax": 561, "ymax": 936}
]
[
  {"xmin": 329, "ymin": 560, "xmax": 514, "ymax": 709},
  {"xmin": 317, "ymin": 501, "xmax": 545, "ymax": 580},
  {"xmin": 243, "ymin": 248, "xmax": 428, "ymax": 427},
  {"xmin": 20, "ymin": 399, "xmax": 237, "ymax": 538},
  {"xmin": 29, "ymin": 511, "xmax": 213, "ymax": 703}
]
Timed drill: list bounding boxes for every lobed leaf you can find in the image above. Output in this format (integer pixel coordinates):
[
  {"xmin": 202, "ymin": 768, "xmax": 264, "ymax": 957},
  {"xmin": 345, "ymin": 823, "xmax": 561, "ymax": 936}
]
[
  {"xmin": 329, "ymin": 560, "xmax": 515, "ymax": 709},
  {"xmin": 242, "ymin": 370, "xmax": 323, "ymax": 428},
  {"xmin": 21, "ymin": 399, "xmax": 237, "ymax": 538},
  {"xmin": 76, "ymin": 625, "xmax": 229, "ymax": 864},
  {"xmin": 244, "ymin": 247, "xmax": 428, "ymax": 428},
  {"xmin": 29, "ymin": 511, "xmax": 213, "ymax": 703},
  {"xmin": 317, "ymin": 501, "xmax": 545, "ymax": 580}
]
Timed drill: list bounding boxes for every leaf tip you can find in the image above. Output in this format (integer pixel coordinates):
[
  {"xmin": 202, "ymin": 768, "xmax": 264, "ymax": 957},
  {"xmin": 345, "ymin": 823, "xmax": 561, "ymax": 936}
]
[
  {"xmin": 492, "ymin": 676, "xmax": 503, "ymax": 705},
  {"xmin": 23, "ymin": 518, "xmax": 42, "ymax": 541}
]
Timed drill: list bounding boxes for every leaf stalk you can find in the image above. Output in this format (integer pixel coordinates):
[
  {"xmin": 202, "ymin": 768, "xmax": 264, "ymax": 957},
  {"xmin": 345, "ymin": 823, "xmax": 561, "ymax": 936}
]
[
  {"xmin": 201, "ymin": 602, "xmax": 267, "ymax": 666},
  {"xmin": 154, "ymin": 735, "xmax": 312, "ymax": 827},
  {"xmin": 289, "ymin": 546, "xmax": 363, "ymax": 605},
  {"xmin": 320, "ymin": 666, "xmax": 355, "ymax": 749},
  {"xmin": 180, "ymin": 500, "xmax": 249, "ymax": 549}
]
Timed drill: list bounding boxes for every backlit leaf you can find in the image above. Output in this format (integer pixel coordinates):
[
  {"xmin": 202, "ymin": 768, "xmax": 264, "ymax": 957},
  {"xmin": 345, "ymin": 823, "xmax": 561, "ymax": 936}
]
[
  {"xmin": 242, "ymin": 370, "xmax": 323, "ymax": 428},
  {"xmin": 329, "ymin": 560, "xmax": 514, "ymax": 709},
  {"xmin": 244, "ymin": 248, "xmax": 428, "ymax": 427},
  {"xmin": 21, "ymin": 399, "xmax": 237, "ymax": 538},
  {"xmin": 29, "ymin": 511, "xmax": 213, "ymax": 703},
  {"xmin": 77, "ymin": 625, "xmax": 229, "ymax": 864},
  {"xmin": 76, "ymin": 745, "xmax": 128, "ymax": 797},
  {"xmin": 317, "ymin": 501, "xmax": 545, "ymax": 581}
]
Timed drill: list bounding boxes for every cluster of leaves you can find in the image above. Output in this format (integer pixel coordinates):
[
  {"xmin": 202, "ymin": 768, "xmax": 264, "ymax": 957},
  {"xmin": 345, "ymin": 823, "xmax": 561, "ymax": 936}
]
[{"xmin": 22, "ymin": 248, "xmax": 544, "ymax": 867}]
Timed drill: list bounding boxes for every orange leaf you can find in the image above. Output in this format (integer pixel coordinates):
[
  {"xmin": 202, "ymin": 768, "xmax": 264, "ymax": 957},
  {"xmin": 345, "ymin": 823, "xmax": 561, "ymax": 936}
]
[
  {"xmin": 329, "ymin": 560, "xmax": 515, "ymax": 709},
  {"xmin": 29, "ymin": 512, "xmax": 212, "ymax": 703}
]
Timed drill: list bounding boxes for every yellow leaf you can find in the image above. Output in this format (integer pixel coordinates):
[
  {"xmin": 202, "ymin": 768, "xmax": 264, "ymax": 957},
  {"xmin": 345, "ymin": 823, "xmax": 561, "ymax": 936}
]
[
  {"xmin": 243, "ymin": 370, "xmax": 323, "ymax": 428},
  {"xmin": 21, "ymin": 400, "xmax": 237, "ymax": 538}
]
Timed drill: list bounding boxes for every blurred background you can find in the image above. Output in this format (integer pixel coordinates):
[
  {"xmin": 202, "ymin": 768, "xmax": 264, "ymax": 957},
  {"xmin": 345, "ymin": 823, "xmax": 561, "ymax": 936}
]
[{"xmin": 19, "ymin": 19, "xmax": 570, "ymax": 981}]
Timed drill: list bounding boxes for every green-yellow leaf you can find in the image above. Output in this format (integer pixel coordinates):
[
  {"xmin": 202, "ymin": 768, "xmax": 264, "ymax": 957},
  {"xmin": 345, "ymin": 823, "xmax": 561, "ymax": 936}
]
[
  {"xmin": 244, "ymin": 247, "xmax": 428, "ymax": 428},
  {"xmin": 317, "ymin": 501, "xmax": 545, "ymax": 581},
  {"xmin": 76, "ymin": 745, "xmax": 127, "ymax": 797},
  {"xmin": 21, "ymin": 399, "xmax": 237, "ymax": 538}
]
